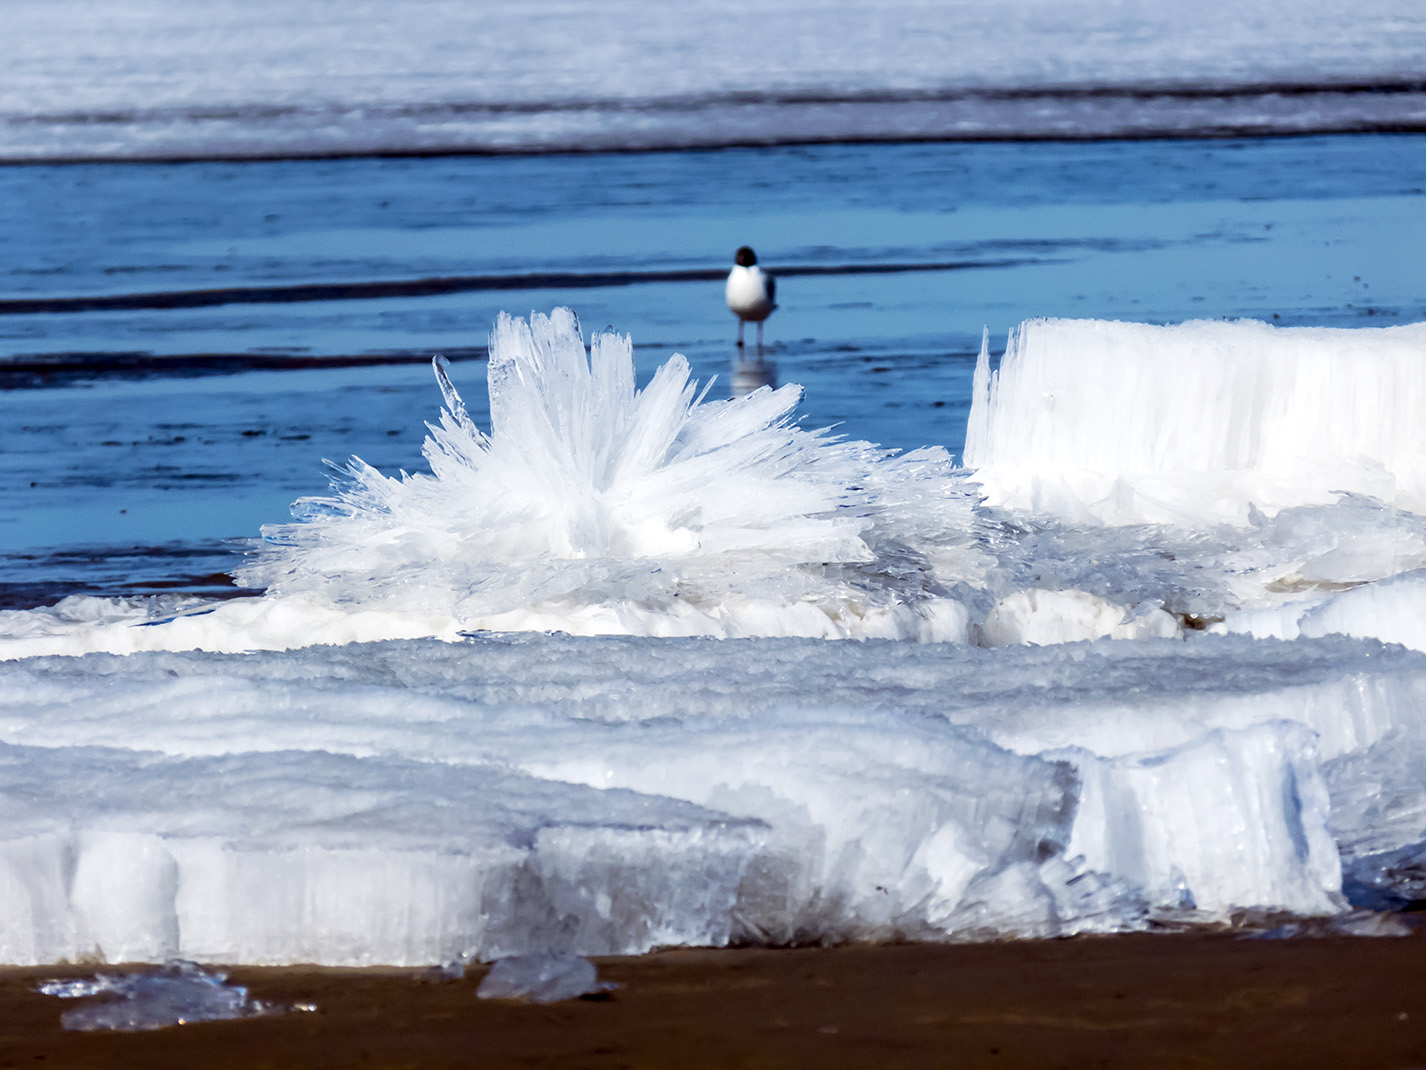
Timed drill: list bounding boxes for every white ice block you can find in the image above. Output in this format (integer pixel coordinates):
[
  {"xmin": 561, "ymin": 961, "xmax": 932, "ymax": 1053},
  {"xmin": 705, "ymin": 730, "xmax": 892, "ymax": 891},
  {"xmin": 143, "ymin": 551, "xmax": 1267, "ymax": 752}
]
[{"xmin": 966, "ymin": 319, "xmax": 1426, "ymax": 526}]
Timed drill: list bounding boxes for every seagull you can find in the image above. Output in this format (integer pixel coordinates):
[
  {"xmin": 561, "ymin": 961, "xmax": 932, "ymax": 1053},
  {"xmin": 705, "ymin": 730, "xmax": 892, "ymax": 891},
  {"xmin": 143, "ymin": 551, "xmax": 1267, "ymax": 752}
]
[{"xmin": 725, "ymin": 246, "xmax": 776, "ymax": 348}]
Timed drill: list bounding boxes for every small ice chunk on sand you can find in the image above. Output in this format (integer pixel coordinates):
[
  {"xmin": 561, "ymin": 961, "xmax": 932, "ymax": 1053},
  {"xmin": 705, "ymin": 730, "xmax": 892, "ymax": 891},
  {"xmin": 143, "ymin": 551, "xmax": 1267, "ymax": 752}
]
[
  {"xmin": 476, "ymin": 953, "xmax": 615, "ymax": 1003},
  {"xmin": 39, "ymin": 961, "xmax": 290, "ymax": 1031}
]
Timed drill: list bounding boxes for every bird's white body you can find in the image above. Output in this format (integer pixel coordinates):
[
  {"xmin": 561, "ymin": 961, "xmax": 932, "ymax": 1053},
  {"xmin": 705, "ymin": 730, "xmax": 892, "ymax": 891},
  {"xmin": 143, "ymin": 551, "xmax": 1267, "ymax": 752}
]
[{"xmin": 726, "ymin": 264, "xmax": 775, "ymax": 323}]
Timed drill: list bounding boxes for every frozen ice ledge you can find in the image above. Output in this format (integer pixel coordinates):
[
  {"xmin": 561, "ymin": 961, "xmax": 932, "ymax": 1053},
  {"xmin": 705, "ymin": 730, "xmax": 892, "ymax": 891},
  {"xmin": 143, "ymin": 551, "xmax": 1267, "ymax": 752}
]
[
  {"xmin": 967, "ymin": 317, "xmax": 1426, "ymax": 527},
  {"xmin": 3, "ymin": 0, "xmax": 1424, "ymax": 159},
  {"xmin": 962, "ymin": 317, "xmax": 1426, "ymax": 654},
  {"xmin": 1, "ymin": 632, "xmax": 1424, "ymax": 965}
]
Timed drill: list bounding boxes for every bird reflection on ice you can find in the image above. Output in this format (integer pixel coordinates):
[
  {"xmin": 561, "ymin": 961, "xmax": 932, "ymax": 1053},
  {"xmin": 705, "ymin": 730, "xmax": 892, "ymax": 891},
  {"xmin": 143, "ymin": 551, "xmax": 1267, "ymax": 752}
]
[{"xmin": 730, "ymin": 349, "xmax": 777, "ymax": 397}]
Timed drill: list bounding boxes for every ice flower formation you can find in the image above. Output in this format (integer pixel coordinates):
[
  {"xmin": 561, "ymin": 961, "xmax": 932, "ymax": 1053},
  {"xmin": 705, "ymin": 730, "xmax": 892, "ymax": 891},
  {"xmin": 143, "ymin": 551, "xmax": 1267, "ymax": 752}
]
[
  {"xmin": 6, "ymin": 312, "xmax": 1426, "ymax": 657},
  {"xmin": 238, "ymin": 308, "xmax": 986, "ymax": 640}
]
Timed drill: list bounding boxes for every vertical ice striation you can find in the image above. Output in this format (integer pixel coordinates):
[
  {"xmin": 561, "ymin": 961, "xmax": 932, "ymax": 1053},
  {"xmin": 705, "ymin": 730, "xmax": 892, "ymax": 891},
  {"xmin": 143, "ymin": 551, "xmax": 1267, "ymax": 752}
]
[
  {"xmin": 0, "ymin": 742, "xmax": 766, "ymax": 966},
  {"xmin": 238, "ymin": 309, "xmax": 985, "ymax": 641},
  {"xmin": 1062, "ymin": 723, "xmax": 1341, "ymax": 918},
  {"xmin": 966, "ymin": 319, "xmax": 1426, "ymax": 526}
]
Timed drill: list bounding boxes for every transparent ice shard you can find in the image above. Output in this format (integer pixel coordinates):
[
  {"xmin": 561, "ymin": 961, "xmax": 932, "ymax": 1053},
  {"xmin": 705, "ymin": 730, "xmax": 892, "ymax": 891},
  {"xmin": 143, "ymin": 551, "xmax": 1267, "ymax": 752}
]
[
  {"xmin": 1059, "ymin": 722, "xmax": 1343, "ymax": 919},
  {"xmin": 40, "ymin": 961, "xmax": 288, "ymax": 1032},
  {"xmin": 476, "ymin": 953, "xmax": 614, "ymax": 1003}
]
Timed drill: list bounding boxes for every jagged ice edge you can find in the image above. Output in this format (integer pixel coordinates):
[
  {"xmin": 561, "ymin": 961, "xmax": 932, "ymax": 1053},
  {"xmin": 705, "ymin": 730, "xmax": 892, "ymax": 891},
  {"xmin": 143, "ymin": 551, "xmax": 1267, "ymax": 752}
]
[{"xmin": 237, "ymin": 309, "xmax": 988, "ymax": 630}]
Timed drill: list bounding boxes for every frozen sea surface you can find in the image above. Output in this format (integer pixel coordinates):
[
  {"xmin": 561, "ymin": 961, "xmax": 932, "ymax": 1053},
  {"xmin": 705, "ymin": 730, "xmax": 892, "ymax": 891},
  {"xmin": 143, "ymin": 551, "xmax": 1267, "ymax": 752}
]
[{"xmin": 2, "ymin": 0, "xmax": 1423, "ymax": 158}]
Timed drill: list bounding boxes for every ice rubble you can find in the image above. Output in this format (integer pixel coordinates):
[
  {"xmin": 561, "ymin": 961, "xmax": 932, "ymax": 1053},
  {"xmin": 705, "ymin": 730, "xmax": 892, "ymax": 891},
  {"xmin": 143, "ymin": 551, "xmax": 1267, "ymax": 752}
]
[
  {"xmin": 476, "ymin": 953, "xmax": 614, "ymax": 1003},
  {"xmin": 0, "ymin": 314, "xmax": 1424, "ymax": 962}
]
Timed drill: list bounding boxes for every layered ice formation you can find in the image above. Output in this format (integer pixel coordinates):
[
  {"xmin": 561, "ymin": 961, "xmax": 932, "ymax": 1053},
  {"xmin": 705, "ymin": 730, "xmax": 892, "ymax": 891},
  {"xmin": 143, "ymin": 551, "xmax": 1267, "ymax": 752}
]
[
  {"xmin": 4, "ymin": 632, "xmax": 1423, "ymax": 965},
  {"xmin": 967, "ymin": 318, "xmax": 1426, "ymax": 648},
  {"xmin": 1, "ymin": 312, "xmax": 1426, "ymax": 964}
]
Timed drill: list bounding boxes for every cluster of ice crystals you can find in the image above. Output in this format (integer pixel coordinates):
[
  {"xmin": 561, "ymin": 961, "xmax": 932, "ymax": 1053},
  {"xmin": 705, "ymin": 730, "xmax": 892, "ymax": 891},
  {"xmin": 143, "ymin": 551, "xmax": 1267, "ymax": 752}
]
[{"xmin": 237, "ymin": 309, "xmax": 984, "ymax": 641}]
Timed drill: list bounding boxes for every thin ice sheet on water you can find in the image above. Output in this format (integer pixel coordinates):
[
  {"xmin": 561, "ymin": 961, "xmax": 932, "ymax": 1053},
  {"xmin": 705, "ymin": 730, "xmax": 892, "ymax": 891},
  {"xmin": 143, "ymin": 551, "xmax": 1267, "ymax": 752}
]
[{"xmin": 4, "ymin": 0, "xmax": 1423, "ymax": 157}]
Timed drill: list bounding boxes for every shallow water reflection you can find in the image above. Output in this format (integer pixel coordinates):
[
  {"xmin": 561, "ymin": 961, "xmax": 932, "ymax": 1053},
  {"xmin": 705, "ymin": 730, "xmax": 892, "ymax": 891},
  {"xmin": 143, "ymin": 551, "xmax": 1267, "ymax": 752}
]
[{"xmin": 730, "ymin": 349, "xmax": 777, "ymax": 396}]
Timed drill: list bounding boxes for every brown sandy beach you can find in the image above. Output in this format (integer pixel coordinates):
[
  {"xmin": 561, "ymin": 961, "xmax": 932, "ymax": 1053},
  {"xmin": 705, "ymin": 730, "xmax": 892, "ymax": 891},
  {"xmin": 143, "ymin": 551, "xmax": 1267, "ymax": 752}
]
[{"xmin": 2, "ymin": 932, "xmax": 1425, "ymax": 1069}]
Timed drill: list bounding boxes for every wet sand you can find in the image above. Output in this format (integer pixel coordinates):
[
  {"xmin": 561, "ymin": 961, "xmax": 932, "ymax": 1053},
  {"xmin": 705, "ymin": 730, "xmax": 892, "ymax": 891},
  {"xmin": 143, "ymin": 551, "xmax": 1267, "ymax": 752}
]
[{"xmin": 3, "ymin": 933, "xmax": 1425, "ymax": 1069}]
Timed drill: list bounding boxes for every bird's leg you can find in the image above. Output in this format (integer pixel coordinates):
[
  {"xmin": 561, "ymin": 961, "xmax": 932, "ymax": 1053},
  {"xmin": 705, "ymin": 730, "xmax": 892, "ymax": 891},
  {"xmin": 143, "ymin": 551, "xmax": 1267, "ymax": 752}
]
[
  {"xmin": 756, "ymin": 321, "xmax": 764, "ymax": 352},
  {"xmin": 736, "ymin": 320, "xmax": 745, "ymax": 348}
]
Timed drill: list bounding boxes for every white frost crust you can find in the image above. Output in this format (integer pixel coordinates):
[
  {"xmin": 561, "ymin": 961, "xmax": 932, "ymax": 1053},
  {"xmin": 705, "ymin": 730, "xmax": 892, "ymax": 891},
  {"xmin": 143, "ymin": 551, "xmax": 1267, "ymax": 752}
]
[
  {"xmin": 981, "ymin": 588, "xmax": 1180, "ymax": 646},
  {"xmin": 1221, "ymin": 570, "xmax": 1426, "ymax": 655}
]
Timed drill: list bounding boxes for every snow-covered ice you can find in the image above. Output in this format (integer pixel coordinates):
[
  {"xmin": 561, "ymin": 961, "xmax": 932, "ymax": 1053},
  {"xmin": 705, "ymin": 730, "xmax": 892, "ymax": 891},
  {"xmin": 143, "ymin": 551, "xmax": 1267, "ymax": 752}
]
[
  {"xmin": 0, "ymin": 630, "xmax": 1421, "ymax": 962},
  {"xmin": 2, "ymin": 0, "xmax": 1422, "ymax": 157},
  {"xmin": 1, "ymin": 311, "xmax": 1426, "ymax": 964}
]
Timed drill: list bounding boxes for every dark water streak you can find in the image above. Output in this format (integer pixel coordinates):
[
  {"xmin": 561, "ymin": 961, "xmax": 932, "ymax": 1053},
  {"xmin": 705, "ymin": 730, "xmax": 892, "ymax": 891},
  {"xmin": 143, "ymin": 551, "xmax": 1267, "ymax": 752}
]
[
  {"xmin": 16, "ymin": 78, "xmax": 1425, "ymax": 126},
  {"xmin": 0, "ymin": 260, "xmax": 1030, "ymax": 316}
]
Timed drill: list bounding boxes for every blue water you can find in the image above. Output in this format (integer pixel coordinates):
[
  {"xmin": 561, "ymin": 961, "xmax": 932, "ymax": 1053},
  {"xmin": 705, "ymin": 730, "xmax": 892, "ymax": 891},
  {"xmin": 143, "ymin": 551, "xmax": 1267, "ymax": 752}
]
[{"xmin": 0, "ymin": 134, "xmax": 1422, "ymax": 605}]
